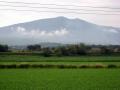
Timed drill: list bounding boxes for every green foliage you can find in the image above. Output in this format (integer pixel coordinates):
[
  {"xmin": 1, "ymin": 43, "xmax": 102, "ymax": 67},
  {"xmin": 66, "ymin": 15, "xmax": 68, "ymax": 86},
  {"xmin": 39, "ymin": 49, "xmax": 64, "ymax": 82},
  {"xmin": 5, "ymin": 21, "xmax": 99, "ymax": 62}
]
[
  {"xmin": 53, "ymin": 48, "xmax": 63, "ymax": 56},
  {"xmin": 0, "ymin": 63, "xmax": 119, "ymax": 69},
  {"xmin": 79, "ymin": 64, "xmax": 90, "ymax": 68},
  {"xmin": 0, "ymin": 55, "xmax": 120, "ymax": 62},
  {"xmin": 42, "ymin": 47, "xmax": 52, "ymax": 57},
  {"xmin": 1, "ymin": 43, "xmax": 120, "ymax": 56},
  {"xmin": 27, "ymin": 44, "xmax": 41, "ymax": 51},
  {"xmin": 17, "ymin": 64, "xmax": 30, "ymax": 68},
  {"xmin": 108, "ymin": 64, "xmax": 117, "ymax": 68},
  {"xmin": 92, "ymin": 64, "xmax": 106, "ymax": 68},
  {"xmin": 0, "ymin": 44, "xmax": 8, "ymax": 52},
  {"xmin": 38, "ymin": 44, "xmax": 120, "ymax": 56}
]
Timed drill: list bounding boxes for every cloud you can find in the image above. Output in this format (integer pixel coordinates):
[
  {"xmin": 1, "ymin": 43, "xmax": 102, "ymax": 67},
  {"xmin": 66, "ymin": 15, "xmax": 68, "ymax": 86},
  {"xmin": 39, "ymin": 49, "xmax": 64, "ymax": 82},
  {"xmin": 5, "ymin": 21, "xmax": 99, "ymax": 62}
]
[
  {"xmin": 103, "ymin": 28, "xmax": 118, "ymax": 34},
  {"xmin": 16, "ymin": 26, "xmax": 69, "ymax": 37},
  {"xmin": 17, "ymin": 27, "xmax": 26, "ymax": 32},
  {"xmin": 109, "ymin": 29, "xmax": 118, "ymax": 33}
]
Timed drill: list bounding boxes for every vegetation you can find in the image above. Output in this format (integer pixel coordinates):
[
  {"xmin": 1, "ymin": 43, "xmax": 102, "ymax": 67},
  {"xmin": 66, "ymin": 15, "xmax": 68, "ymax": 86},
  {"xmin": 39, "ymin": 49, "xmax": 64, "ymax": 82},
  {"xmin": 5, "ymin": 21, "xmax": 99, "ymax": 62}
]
[
  {"xmin": 0, "ymin": 69, "xmax": 120, "ymax": 90},
  {"xmin": 27, "ymin": 44, "xmax": 41, "ymax": 51},
  {"xmin": 1, "ymin": 43, "xmax": 120, "ymax": 56},
  {"xmin": 0, "ymin": 43, "xmax": 120, "ymax": 89},
  {"xmin": 0, "ymin": 63, "xmax": 119, "ymax": 69},
  {"xmin": 0, "ymin": 44, "xmax": 8, "ymax": 52},
  {"xmin": 26, "ymin": 44, "xmax": 120, "ymax": 56},
  {"xmin": 0, "ymin": 55, "xmax": 120, "ymax": 62},
  {"xmin": 0, "ymin": 55, "xmax": 120, "ymax": 68}
]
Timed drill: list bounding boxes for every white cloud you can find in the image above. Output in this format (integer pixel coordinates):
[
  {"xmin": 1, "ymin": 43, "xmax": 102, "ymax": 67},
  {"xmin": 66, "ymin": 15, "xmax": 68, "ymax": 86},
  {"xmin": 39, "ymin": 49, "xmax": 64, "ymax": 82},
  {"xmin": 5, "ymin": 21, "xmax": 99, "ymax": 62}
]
[
  {"xmin": 54, "ymin": 29, "xmax": 68, "ymax": 36},
  {"xmin": 17, "ymin": 27, "xmax": 26, "ymax": 32},
  {"xmin": 16, "ymin": 26, "xmax": 69, "ymax": 37},
  {"xmin": 103, "ymin": 28, "xmax": 118, "ymax": 34},
  {"xmin": 109, "ymin": 29, "xmax": 118, "ymax": 33}
]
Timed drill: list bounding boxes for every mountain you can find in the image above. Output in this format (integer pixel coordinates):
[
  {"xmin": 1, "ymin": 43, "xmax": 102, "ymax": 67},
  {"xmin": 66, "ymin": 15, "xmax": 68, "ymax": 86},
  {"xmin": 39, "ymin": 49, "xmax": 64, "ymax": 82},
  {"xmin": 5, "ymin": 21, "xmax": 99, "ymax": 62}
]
[{"xmin": 0, "ymin": 16, "xmax": 120, "ymax": 45}]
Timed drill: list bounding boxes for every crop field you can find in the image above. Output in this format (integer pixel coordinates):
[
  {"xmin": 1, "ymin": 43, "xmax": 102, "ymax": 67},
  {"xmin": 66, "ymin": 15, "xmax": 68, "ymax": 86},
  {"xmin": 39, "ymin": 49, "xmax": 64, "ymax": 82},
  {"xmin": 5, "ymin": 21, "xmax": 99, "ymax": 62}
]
[
  {"xmin": 0, "ymin": 55, "xmax": 120, "ymax": 90},
  {"xmin": 0, "ymin": 55, "xmax": 120, "ymax": 62},
  {"xmin": 0, "ymin": 55, "xmax": 120, "ymax": 65},
  {"xmin": 0, "ymin": 69, "xmax": 120, "ymax": 90}
]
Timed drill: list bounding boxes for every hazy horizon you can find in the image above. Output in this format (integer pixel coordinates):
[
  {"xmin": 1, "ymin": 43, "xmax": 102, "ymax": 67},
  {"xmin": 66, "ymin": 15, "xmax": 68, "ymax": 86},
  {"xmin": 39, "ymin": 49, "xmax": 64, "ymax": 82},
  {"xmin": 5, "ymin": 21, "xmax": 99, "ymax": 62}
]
[{"xmin": 0, "ymin": 0, "xmax": 120, "ymax": 27}]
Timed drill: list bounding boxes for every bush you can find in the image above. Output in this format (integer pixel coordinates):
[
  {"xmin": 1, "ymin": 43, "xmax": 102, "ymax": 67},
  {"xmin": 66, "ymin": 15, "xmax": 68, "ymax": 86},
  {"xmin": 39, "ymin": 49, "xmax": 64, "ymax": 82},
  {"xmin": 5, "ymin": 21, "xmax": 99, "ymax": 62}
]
[
  {"xmin": 66, "ymin": 65, "xmax": 78, "ymax": 68},
  {"xmin": 57, "ymin": 65, "xmax": 66, "ymax": 69},
  {"xmin": 6, "ymin": 64, "xmax": 17, "ymax": 68},
  {"xmin": 57, "ymin": 65, "xmax": 77, "ymax": 69},
  {"xmin": 0, "ymin": 64, "xmax": 119, "ymax": 69},
  {"xmin": 31, "ymin": 64, "xmax": 56, "ymax": 68},
  {"xmin": 79, "ymin": 65, "xmax": 90, "ymax": 68},
  {"xmin": 32, "ymin": 64, "xmax": 46, "ymax": 68},
  {"xmin": 17, "ymin": 64, "xmax": 30, "ymax": 68},
  {"xmin": 107, "ymin": 64, "xmax": 117, "ymax": 68},
  {"xmin": 93, "ymin": 64, "xmax": 106, "ymax": 68},
  {"xmin": 0, "ymin": 64, "xmax": 6, "ymax": 68},
  {"xmin": 0, "ymin": 64, "xmax": 17, "ymax": 68},
  {"xmin": 41, "ymin": 64, "xmax": 55, "ymax": 68}
]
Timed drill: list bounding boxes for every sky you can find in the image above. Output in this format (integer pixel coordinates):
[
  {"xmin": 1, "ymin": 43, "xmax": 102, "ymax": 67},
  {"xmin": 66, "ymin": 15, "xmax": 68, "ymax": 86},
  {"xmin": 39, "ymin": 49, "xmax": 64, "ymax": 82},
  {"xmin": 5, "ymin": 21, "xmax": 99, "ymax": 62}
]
[{"xmin": 0, "ymin": 0, "xmax": 120, "ymax": 27}]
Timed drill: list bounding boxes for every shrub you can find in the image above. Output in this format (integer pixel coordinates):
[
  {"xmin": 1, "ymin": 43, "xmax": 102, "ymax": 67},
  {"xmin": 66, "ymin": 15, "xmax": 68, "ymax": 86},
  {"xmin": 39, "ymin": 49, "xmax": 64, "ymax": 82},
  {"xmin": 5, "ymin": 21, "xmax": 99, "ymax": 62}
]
[
  {"xmin": 0, "ymin": 64, "xmax": 17, "ymax": 68},
  {"xmin": 0, "ymin": 64, "xmax": 6, "ymax": 68},
  {"xmin": 31, "ymin": 64, "xmax": 41, "ymax": 68},
  {"xmin": 6, "ymin": 64, "xmax": 17, "ymax": 68},
  {"xmin": 31, "ymin": 64, "xmax": 55, "ymax": 68},
  {"xmin": 93, "ymin": 64, "xmax": 106, "ymax": 68},
  {"xmin": 42, "ymin": 64, "xmax": 55, "ymax": 68},
  {"xmin": 57, "ymin": 65, "xmax": 66, "ymax": 69},
  {"xmin": 66, "ymin": 65, "xmax": 78, "ymax": 69},
  {"xmin": 17, "ymin": 64, "xmax": 30, "ymax": 68},
  {"xmin": 79, "ymin": 65, "xmax": 90, "ymax": 68},
  {"xmin": 107, "ymin": 64, "xmax": 117, "ymax": 68}
]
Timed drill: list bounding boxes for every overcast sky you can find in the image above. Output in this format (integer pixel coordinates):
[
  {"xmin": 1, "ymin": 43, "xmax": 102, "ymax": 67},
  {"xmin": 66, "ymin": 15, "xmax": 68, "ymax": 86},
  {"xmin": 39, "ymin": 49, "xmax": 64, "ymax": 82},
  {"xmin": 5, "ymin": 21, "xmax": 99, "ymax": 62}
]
[{"xmin": 0, "ymin": 0, "xmax": 120, "ymax": 27}]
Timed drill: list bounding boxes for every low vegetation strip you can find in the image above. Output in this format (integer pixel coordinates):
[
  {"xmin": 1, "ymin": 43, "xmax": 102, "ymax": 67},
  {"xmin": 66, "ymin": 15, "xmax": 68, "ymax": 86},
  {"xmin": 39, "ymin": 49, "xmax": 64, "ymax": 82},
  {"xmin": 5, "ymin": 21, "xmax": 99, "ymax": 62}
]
[
  {"xmin": 0, "ymin": 63, "xmax": 119, "ymax": 69},
  {"xmin": 0, "ymin": 55, "xmax": 120, "ymax": 62}
]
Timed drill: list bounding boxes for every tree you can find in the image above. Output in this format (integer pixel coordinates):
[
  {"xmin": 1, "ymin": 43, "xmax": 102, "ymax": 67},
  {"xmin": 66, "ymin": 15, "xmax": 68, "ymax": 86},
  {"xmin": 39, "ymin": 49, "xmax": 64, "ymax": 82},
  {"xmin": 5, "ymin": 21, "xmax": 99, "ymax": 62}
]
[
  {"xmin": 27, "ymin": 44, "xmax": 41, "ymax": 51},
  {"xmin": 53, "ymin": 48, "xmax": 63, "ymax": 56},
  {"xmin": 100, "ymin": 46, "xmax": 112, "ymax": 55},
  {"xmin": 0, "ymin": 44, "xmax": 8, "ymax": 52},
  {"xmin": 77, "ymin": 43, "xmax": 87, "ymax": 55},
  {"xmin": 42, "ymin": 47, "xmax": 52, "ymax": 57}
]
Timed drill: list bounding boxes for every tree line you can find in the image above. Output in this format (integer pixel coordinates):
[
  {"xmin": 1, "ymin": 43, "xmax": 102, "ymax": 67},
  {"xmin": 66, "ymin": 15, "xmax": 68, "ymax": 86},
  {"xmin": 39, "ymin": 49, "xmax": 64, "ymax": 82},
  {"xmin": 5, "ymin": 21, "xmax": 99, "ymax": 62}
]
[
  {"xmin": 27, "ymin": 43, "xmax": 120, "ymax": 56},
  {"xmin": 0, "ymin": 43, "xmax": 120, "ymax": 56}
]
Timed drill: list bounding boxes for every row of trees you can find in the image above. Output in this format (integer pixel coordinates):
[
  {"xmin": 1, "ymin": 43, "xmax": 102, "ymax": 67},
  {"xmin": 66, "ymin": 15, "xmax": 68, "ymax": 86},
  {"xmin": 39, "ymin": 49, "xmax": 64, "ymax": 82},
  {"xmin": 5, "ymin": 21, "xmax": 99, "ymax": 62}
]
[
  {"xmin": 0, "ymin": 43, "xmax": 120, "ymax": 56},
  {"xmin": 27, "ymin": 44, "xmax": 120, "ymax": 56}
]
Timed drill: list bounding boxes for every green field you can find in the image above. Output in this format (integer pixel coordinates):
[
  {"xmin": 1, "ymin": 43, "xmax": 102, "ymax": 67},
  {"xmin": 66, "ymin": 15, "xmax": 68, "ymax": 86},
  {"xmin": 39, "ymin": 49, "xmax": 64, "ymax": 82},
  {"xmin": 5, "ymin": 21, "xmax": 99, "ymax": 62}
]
[
  {"xmin": 0, "ymin": 69, "xmax": 120, "ymax": 90},
  {"xmin": 0, "ymin": 55, "xmax": 120, "ymax": 65},
  {"xmin": 0, "ymin": 55, "xmax": 120, "ymax": 62},
  {"xmin": 0, "ymin": 55, "xmax": 120, "ymax": 90}
]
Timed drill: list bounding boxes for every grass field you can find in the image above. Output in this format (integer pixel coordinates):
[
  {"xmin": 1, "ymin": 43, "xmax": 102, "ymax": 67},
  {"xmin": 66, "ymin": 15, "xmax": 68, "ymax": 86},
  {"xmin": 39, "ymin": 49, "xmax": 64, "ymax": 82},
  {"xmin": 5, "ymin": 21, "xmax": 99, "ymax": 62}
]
[
  {"xmin": 0, "ymin": 55, "xmax": 120, "ymax": 62},
  {"xmin": 0, "ymin": 55, "xmax": 120, "ymax": 90},
  {"xmin": 0, "ymin": 69, "xmax": 120, "ymax": 90},
  {"xmin": 0, "ymin": 55, "xmax": 120, "ymax": 65}
]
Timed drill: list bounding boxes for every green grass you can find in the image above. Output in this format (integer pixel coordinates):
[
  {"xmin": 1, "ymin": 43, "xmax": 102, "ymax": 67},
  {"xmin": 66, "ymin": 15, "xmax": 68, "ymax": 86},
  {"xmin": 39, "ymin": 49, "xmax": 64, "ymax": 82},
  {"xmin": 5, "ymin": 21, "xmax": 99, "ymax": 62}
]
[
  {"xmin": 0, "ymin": 55, "xmax": 120, "ymax": 66},
  {"xmin": 1, "ymin": 61, "xmax": 120, "ymax": 65},
  {"xmin": 0, "ymin": 69, "xmax": 120, "ymax": 90},
  {"xmin": 0, "ymin": 55, "xmax": 120, "ymax": 62},
  {"xmin": 0, "ymin": 55, "xmax": 120, "ymax": 89}
]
